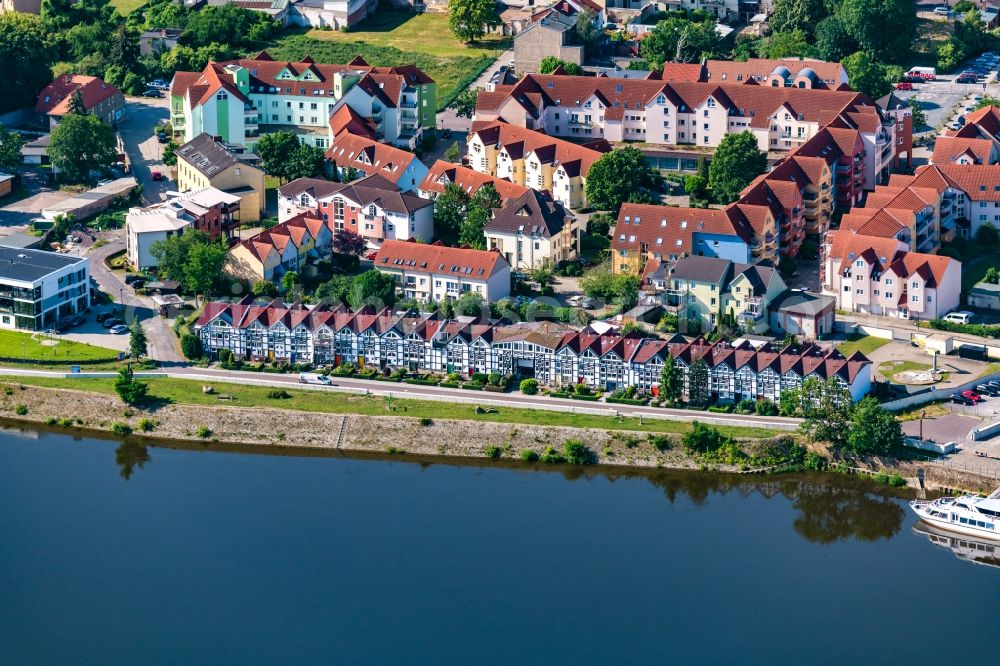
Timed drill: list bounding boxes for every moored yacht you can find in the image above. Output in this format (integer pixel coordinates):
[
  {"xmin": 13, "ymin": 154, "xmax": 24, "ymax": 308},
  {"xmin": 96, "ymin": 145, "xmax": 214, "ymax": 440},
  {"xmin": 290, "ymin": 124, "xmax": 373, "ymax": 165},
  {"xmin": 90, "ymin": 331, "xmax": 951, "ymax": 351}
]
[{"xmin": 910, "ymin": 489, "xmax": 1000, "ymax": 541}]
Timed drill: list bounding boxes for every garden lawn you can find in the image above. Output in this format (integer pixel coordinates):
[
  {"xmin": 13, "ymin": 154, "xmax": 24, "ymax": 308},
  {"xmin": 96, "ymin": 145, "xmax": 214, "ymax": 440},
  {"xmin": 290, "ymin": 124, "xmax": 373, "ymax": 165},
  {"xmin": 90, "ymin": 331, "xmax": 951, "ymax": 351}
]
[
  {"xmin": 836, "ymin": 334, "xmax": 891, "ymax": 357},
  {"xmin": 13, "ymin": 376, "xmax": 780, "ymax": 440},
  {"xmin": 0, "ymin": 329, "xmax": 120, "ymax": 363},
  {"xmin": 109, "ymin": 0, "xmax": 146, "ymax": 16},
  {"xmin": 264, "ymin": 13, "xmax": 506, "ymax": 110}
]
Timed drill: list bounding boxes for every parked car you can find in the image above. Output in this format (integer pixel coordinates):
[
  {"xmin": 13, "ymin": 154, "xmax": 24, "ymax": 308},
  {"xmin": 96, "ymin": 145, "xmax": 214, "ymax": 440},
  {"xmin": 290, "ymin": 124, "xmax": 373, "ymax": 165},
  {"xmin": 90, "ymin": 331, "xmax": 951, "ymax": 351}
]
[
  {"xmin": 934, "ymin": 6, "xmax": 950, "ymax": 15},
  {"xmin": 976, "ymin": 384, "xmax": 1000, "ymax": 396},
  {"xmin": 146, "ymin": 79, "xmax": 168, "ymax": 90},
  {"xmin": 895, "ymin": 82, "xmax": 914, "ymax": 90},
  {"xmin": 950, "ymin": 393, "xmax": 975, "ymax": 406},
  {"xmin": 109, "ymin": 324, "xmax": 129, "ymax": 335},
  {"xmin": 96, "ymin": 311, "xmax": 112, "ymax": 323},
  {"xmin": 962, "ymin": 390, "xmax": 984, "ymax": 402},
  {"xmin": 102, "ymin": 317, "xmax": 124, "ymax": 329},
  {"xmin": 142, "ymin": 89, "xmax": 163, "ymax": 98},
  {"xmin": 156, "ymin": 131, "xmax": 168, "ymax": 143},
  {"xmin": 151, "ymin": 171, "xmax": 164, "ymax": 181},
  {"xmin": 65, "ymin": 314, "xmax": 85, "ymax": 327},
  {"xmin": 441, "ymin": 128, "xmax": 452, "ymax": 138},
  {"xmin": 957, "ymin": 74, "xmax": 978, "ymax": 84},
  {"xmin": 943, "ymin": 310, "xmax": 974, "ymax": 324}
]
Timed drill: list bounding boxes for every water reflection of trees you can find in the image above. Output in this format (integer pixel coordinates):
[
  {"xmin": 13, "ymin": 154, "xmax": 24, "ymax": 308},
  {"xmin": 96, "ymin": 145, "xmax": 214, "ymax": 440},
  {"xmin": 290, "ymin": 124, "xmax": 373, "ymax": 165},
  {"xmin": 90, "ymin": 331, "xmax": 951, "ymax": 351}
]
[
  {"xmin": 629, "ymin": 470, "xmax": 905, "ymax": 544},
  {"xmin": 115, "ymin": 441, "xmax": 150, "ymax": 481}
]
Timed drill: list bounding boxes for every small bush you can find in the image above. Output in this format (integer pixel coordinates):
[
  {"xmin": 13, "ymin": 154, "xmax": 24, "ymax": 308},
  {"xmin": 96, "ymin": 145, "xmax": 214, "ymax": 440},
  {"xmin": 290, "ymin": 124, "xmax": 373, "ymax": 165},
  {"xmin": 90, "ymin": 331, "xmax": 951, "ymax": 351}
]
[
  {"xmin": 266, "ymin": 389, "xmax": 291, "ymax": 399},
  {"xmin": 58, "ymin": 418, "xmax": 74, "ymax": 427},
  {"xmin": 111, "ymin": 422, "xmax": 132, "ymax": 436},
  {"xmin": 138, "ymin": 418, "xmax": 156, "ymax": 432},
  {"xmin": 563, "ymin": 439, "xmax": 596, "ymax": 465},
  {"xmin": 520, "ymin": 449, "xmax": 540, "ymax": 461},
  {"xmin": 888, "ymin": 473, "xmax": 907, "ymax": 487},
  {"xmin": 540, "ymin": 446, "xmax": 566, "ymax": 464},
  {"xmin": 196, "ymin": 425, "xmax": 212, "ymax": 438},
  {"xmin": 520, "ymin": 378, "xmax": 539, "ymax": 395},
  {"xmin": 488, "ymin": 372, "xmax": 502, "ymax": 386},
  {"xmin": 419, "ymin": 417, "xmax": 433, "ymax": 426},
  {"xmin": 181, "ymin": 334, "xmax": 203, "ymax": 360},
  {"xmin": 649, "ymin": 435, "xmax": 672, "ymax": 452},
  {"xmin": 218, "ymin": 348, "xmax": 234, "ymax": 367},
  {"xmin": 2, "ymin": 386, "xmax": 13, "ymax": 395},
  {"xmin": 14, "ymin": 404, "xmax": 27, "ymax": 416},
  {"xmin": 385, "ymin": 446, "xmax": 404, "ymax": 455},
  {"xmin": 803, "ymin": 451, "xmax": 826, "ymax": 471},
  {"xmin": 484, "ymin": 445, "xmax": 502, "ymax": 459},
  {"xmin": 46, "ymin": 416, "xmax": 57, "ymax": 425}
]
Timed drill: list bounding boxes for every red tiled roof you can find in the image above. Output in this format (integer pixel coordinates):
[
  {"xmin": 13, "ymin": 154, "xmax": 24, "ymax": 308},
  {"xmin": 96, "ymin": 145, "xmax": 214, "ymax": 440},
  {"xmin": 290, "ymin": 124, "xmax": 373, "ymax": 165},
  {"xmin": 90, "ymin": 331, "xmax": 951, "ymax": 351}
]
[
  {"xmin": 612, "ymin": 203, "xmax": 755, "ymax": 255},
  {"xmin": 931, "ymin": 136, "xmax": 996, "ymax": 164},
  {"xmin": 35, "ymin": 74, "xmax": 122, "ymax": 116},
  {"xmin": 935, "ymin": 164, "xmax": 1000, "ymax": 201},
  {"xmin": 373, "ymin": 240, "xmax": 508, "ymax": 279},
  {"xmin": 419, "ymin": 160, "xmax": 530, "ymax": 202},
  {"xmin": 324, "ymin": 134, "xmax": 420, "ymax": 186},
  {"xmin": 471, "ymin": 120, "xmax": 606, "ymax": 177},
  {"xmin": 329, "ymin": 105, "xmax": 377, "ymax": 140}
]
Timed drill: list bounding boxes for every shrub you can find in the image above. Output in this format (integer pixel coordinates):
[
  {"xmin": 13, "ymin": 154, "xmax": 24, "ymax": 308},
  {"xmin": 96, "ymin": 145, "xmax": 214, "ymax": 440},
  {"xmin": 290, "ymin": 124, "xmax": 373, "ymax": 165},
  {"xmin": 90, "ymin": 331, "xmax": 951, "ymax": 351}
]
[
  {"xmin": 755, "ymin": 399, "xmax": 779, "ymax": 416},
  {"xmin": 649, "ymin": 435, "xmax": 672, "ymax": 452},
  {"xmin": 218, "ymin": 348, "xmax": 234, "ymax": 367},
  {"xmin": 488, "ymin": 372, "xmax": 502, "ymax": 386},
  {"xmin": 266, "ymin": 389, "xmax": 291, "ymax": 399},
  {"xmin": 2, "ymin": 385, "xmax": 13, "ymax": 395},
  {"xmin": 420, "ymin": 417, "xmax": 433, "ymax": 426},
  {"xmin": 737, "ymin": 399, "xmax": 756, "ymax": 414},
  {"xmin": 520, "ymin": 449, "xmax": 540, "ymax": 461},
  {"xmin": 574, "ymin": 383, "xmax": 592, "ymax": 396},
  {"xmin": 196, "ymin": 425, "xmax": 212, "ymax": 438},
  {"xmin": 14, "ymin": 404, "xmax": 27, "ymax": 416},
  {"xmin": 888, "ymin": 473, "xmax": 907, "ymax": 487},
  {"xmin": 111, "ymin": 422, "xmax": 132, "ymax": 436},
  {"xmin": 385, "ymin": 446, "xmax": 404, "ymax": 455},
  {"xmin": 803, "ymin": 451, "xmax": 826, "ymax": 471},
  {"xmin": 681, "ymin": 421, "xmax": 730, "ymax": 454},
  {"xmin": 484, "ymin": 445, "xmax": 502, "ymax": 459},
  {"xmin": 540, "ymin": 446, "xmax": 566, "ymax": 463},
  {"xmin": 181, "ymin": 334, "xmax": 203, "ymax": 360},
  {"xmin": 46, "ymin": 416, "xmax": 57, "ymax": 425},
  {"xmin": 58, "ymin": 418, "xmax": 73, "ymax": 427},
  {"xmin": 563, "ymin": 439, "xmax": 596, "ymax": 465},
  {"xmin": 520, "ymin": 378, "xmax": 539, "ymax": 395},
  {"xmin": 138, "ymin": 418, "xmax": 156, "ymax": 432},
  {"xmin": 471, "ymin": 372, "xmax": 488, "ymax": 384}
]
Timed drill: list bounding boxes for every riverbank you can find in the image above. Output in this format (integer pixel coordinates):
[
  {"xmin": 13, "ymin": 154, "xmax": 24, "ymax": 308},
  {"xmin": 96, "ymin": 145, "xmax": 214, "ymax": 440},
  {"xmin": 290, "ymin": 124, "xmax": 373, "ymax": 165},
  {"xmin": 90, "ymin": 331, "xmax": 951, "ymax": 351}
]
[{"xmin": 1, "ymin": 379, "xmax": 993, "ymax": 493}]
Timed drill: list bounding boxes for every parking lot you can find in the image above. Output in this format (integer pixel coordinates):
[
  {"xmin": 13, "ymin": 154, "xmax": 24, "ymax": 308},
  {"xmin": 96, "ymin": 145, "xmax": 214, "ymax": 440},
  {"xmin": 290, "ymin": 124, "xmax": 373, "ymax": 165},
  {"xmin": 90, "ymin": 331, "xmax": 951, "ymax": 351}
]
[{"xmin": 895, "ymin": 51, "xmax": 1000, "ymax": 135}]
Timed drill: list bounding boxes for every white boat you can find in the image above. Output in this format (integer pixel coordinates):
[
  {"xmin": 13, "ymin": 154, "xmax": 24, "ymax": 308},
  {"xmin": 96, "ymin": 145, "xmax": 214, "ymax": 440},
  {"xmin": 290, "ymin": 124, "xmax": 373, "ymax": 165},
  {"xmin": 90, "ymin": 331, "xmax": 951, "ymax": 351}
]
[{"xmin": 910, "ymin": 489, "xmax": 1000, "ymax": 541}]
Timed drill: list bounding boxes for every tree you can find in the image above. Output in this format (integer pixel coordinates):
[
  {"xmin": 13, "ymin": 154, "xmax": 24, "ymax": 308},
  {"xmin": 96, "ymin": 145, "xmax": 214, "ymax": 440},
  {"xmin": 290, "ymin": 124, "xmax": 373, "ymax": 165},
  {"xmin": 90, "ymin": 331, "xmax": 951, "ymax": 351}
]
[
  {"xmin": 708, "ymin": 131, "xmax": 767, "ymax": 204},
  {"xmin": 732, "ymin": 35, "xmax": 761, "ymax": 62},
  {"xmin": 839, "ymin": 0, "xmax": 916, "ymax": 63},
  {"xmin": 842, "ymin": 51, "xmax": 895, "ymax": 100},
  {"xmin": 451, "ymin": 87, "xmax": 480, "ymax": 119},
  {"xmin": 460, "ymin": 184, "xmax": 500, "ymax": 249},
  {"xmin": 255, "ymin": 131, "xmax": 306, "ymax": 183},
  {"xmin": 687, "ymin": 358, "xmax": 710, "ymax": 406},
  {"xmin": 0, "ymin": 124, "xmax": 24, "ymax": 173},
  {"xmin": 846, "ymin": 396, "xmax": 903, "ymax": 455},
  {"xmin": 150, "ymin": 228, "xmax": 210, "ymax": 283},
  {"xmin": 333, "ymin": 229, "xmax": 368, "ymax": 257},
  {"xmin": 285, "ymin": 143, "xmax": 326, "ymax": 181},
  {"xmin": 281, "ymin": 270, "xmax": 299, "ymax": 294},
  {"xmin": 770, "ymin": 0, "xmax": 828, "ymax": 37},
  {"xmin": 682, "ymin": 421, "xmax": 730, "ymax": 453},
  {"xmin": 183, "ymin": 241, "xmax": 227, "ymax": 305},
  {"xmin": 316, "ymin": 275, "xmax": 353, "ymax": 304},
  {"xmin": 659, "ymin": 353, "xmax": 684, "ymax": 405},
  {"xmin": 349, "ymin": 270, "xmax": 396, "ymax": 308},
  {"xmin": 575, "ymin": 10, "xmax": 602, "ymax": 56},
  {"xmin": 67, "ymin": 89, "xmax": 88, "ymax": 116},
  {"xmin": 641, "ymin": 17, "xmax": 721, "ymax": 67},
  {"xmin": 162, "ymin": 140, "xmax": 179, "ymax": 167},
  {"xmin": 520, "ymin": 378, "xmax": 539, "ymax": 395},
  {"xmin": 539, "ymin": 56, "xmax": 583, "ymax": 75},
  {"xmin": 108, "ymin": 22, "xmax": 139, "ymax": 69},
  {"xmin": 434, "ymin": 182, "xmax": 470, "ymax": 244},
  {"xmin": 813, "ymin": 16, "xmax": 856, "ymax": 62},
  {"xmin": 759, "ymin": 30, "xmax": 810, "ymax": 60},
  {"xmin": 114, "ymin": 365, "xmax": 148, "ymax": 405},
  {"xmin": 454, "ymin": 291, "xmax": 486, "ymax": 318},
  {"xmin": 798, "ymin": 377, "xmax": 852, "ymax": 448},
  {"xmin": 907, "ymin": 99, "xmax": 926, "ymax": 131},
  {"xmin": 976, "ymin": 221, "xmax": 1000, "ymax": 247},
  {"xmin": 448, "ymin": 0, "xmax": 500, "ymax": 44},
  {"xmin": 985, "ymin": 267, "xmax": 1000, "ymax": 284},
  {"xmin": 444, "ymin": 141, "xmax": 461, "ymax": 163},
  {"xmin": 252, "ymin": 280, "xmax": 278, "ymax": 297},
  {"xmin": 585, "ymin": 147, "xmax": 652, "ymax": 212},
  {"xmin": 181, "ymin": 334, "xmax": 203, "ymax": 360},
  {"xmin": 181, "ymin": 4, "xmax": 275, "ymax": 49},
  {"xmin": 0, "ymin": 13, "xmax": 58, "ymax": 115},
  {"xmin": 48, "ymin": 113, "xmax": 117, "ymax": 182},
  {"xmin": 128, "ymin": 318, "xmax": 147, "ymax": 359}
]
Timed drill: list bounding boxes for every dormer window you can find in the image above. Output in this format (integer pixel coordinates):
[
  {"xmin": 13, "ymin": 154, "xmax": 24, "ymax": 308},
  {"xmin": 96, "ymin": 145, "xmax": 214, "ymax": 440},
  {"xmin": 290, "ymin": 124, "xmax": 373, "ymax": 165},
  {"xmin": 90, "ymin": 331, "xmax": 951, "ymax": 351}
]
[{"xmin": 707, "ymin": 98, "xmax": 716, "ymax": 108}]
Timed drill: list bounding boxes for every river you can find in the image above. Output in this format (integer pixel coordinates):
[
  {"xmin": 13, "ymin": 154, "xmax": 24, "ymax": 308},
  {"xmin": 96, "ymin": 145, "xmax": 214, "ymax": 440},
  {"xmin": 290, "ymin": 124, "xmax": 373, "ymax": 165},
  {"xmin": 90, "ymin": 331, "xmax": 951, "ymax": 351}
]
[{"xmin": 0, "ymin": 426, "xmax": 996, "ymax": 664}]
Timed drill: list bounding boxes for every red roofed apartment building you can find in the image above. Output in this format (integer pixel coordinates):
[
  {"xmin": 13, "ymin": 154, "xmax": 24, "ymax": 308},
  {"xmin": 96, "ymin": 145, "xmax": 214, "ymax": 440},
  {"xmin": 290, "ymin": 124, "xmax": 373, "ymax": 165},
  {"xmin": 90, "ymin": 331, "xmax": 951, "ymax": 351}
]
[
  {"xmin": 35, "ymin": 74, "xmax": 126, "ymax": 130},
  {"xmin": 418, "ymin": 160, "xmax": 531, "ymax": 204},
  {"xmin": 821, "ymin": 230, "xmax": 961, "ymax": 320},
  {"xmin": 195, "ymin": 299, "xmax": 873, "ymax": 401},
  {"xmin": 170, "ymin": 52, "xmax": 435, "ymax": 150},
  {"xmin": 276, "ymin": 173, "xmax": 434, "ymax": 248},
  {"xmin": 373, "ymin": 240, "xmax": 512, "ymax": 303},
  {"xmin": 324, "ymin": 132, "xmax": 429, "ymax": 191}
]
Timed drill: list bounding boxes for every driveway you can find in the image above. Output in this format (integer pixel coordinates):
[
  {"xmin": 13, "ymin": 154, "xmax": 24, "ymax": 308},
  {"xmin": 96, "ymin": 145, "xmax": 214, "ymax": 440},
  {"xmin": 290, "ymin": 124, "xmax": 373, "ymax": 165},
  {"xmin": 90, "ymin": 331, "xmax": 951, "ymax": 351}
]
[
  {"xmin": 119, "ymin": 96, "xmax": 171, "ymax": 205},
  {"xmin": 87, "ymin": 239, "xmax": 184, "ymax": 363}
]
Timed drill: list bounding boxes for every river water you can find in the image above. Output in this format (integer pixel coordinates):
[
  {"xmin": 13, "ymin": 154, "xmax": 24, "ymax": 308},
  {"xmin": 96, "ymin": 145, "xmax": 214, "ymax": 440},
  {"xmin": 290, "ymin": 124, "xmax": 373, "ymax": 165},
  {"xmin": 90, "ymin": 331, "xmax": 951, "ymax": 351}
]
[{"xmin": 0, "ymin": 426, "xmax": 997, "ymax": 664}]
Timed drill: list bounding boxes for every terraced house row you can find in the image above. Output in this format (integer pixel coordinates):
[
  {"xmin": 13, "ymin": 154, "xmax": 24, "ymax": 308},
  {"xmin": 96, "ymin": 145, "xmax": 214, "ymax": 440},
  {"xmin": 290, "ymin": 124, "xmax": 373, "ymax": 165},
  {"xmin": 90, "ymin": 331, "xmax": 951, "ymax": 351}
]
[{"xmin": 195, "ymin": 300, "xmax": 873, "ymax": 402}]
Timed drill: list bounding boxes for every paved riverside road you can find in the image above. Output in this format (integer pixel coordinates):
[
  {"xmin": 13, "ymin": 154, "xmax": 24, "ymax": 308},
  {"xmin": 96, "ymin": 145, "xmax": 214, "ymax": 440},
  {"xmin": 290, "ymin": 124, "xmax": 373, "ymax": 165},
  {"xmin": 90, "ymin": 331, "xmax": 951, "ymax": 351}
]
[{"xmin": 164, "ymin": 366, "xmax": 802, "ymax": 431}]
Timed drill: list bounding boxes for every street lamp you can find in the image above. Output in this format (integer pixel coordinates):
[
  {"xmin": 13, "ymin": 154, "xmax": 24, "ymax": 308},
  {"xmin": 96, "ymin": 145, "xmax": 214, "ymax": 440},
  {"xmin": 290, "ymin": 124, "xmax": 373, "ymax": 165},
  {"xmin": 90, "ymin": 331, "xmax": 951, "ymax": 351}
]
[{"xmin": 119, "ymin": 287, "xmax": 125, "ymax": 318}]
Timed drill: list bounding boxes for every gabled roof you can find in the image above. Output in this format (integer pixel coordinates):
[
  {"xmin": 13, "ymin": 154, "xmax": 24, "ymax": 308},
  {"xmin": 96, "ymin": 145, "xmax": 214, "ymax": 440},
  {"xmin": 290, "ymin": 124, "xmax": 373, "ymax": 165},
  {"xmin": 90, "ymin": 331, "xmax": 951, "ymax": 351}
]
[
  {"xmin": 612, "ymin": 203, "xmax": 755, "ymax": 255},
  {"xmin": 328, "ymin": 104, "xmax": 377, "ymax": 140},
  {"xmin": 931, "ymin": 136, "xmax": 996, "ymax": 165},
  {"xmin": 669, "ymin": 255, "xmax": 732, "ymax": 284},
  {"xmin": 374, "ymin": 240, "xmax": 509, "ymax": 279},
  {"xmin": 35, "ymin": 74, "xmax": 122, "ymax": 116},
  {"xmin": 934, "ymin": 164, "xmax": 1000, "ymax": 201},
  {"xmin": 419, "ymin": 160, "xmax": 530, "ymax": 202},
  {"xmin": 176, "ymin": 133, "xmax": 260, "ymax": 178},
  {"xmin": 485, "ymin": 189, "xmax": 572, "ymax": 238},
  {"xmin": 324, "ymin": 134, "xmax": 422, "ymax": 186},
  {"xmin": 702, "ymin": 58, "xmax": 847, "ymax": 87},
  {"xmin": 470, "ymin": 120, "xmax": 606, "ymax": 176}
]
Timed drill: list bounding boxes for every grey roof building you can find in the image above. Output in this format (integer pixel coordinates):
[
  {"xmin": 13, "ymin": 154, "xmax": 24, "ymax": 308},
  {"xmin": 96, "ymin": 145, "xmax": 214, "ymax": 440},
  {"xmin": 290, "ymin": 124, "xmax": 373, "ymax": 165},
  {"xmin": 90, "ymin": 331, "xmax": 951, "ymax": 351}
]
[{"xmin": 0, "ymin": 246, "xmax": 90, "ymax": 331}]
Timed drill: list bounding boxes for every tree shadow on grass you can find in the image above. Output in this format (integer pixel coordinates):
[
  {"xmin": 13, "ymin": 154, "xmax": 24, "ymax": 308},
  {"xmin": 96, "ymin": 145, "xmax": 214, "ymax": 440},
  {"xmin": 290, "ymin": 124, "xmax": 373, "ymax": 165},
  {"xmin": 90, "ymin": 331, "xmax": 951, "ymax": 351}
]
[{"xmin": 140, "ymin": 395, "xmax": 174, "ymax": 412}]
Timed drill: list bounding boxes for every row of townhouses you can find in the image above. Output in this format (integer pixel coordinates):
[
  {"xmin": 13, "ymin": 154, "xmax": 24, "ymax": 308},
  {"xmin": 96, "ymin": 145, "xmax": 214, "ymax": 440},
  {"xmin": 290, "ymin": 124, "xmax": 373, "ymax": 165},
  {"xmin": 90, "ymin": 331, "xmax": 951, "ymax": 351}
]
[
  {"xmin": 195, "ymin": 299, "xmax": 872, "ymax": 401},
  {"xmin": 170, "ymin": 52, "xmax": 436, "ymax": 150}
]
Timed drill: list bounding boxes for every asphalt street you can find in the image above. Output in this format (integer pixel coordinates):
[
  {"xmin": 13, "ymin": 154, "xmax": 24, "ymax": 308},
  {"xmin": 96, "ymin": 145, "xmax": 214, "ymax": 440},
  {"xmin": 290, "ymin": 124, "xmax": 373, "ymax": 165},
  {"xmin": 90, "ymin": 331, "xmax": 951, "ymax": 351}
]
[{"xmin": 119, "ymin": 96, "xmax": 171, "ymax": 204}]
